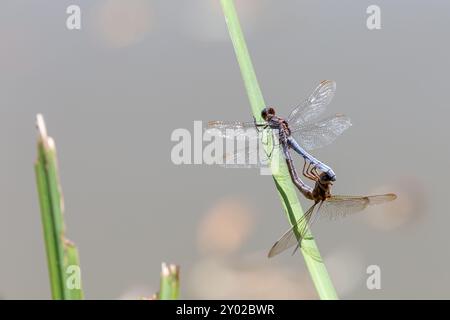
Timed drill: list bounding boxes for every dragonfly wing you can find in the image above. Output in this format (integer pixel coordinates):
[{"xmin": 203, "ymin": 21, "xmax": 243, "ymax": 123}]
[
  {"xmin": 319, "ymin": 194, "xmax": 397, "ymax": 220},
  {"xmin": 287, "ymin": 80, "xmax": 337, "ymax": 126},
  {"xmin": 206, "ymin": 120, "xmax": 261, "ymax": 138},
  {"xmin": 268, "ymin": 203, "xmax": 317, "ymax": 258},
  {"xmin": 221, "ymin": 138, "xmax": 269, "ymax": 167},
  {"xmin": 290, "ymin": 114, "xmax": 352, "ymax": 151},
  {"xmin": 207, "ymin": 124, "xmax": 278, "ymax": 168}
]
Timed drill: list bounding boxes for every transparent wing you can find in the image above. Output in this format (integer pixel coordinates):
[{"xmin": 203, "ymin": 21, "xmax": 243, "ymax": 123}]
[
  {"xmin": 287, "ymin": 80, "xmax": 337, "ymax": 127},
  {"xmin": 268, "ymin": 203, "xmax": 317, "ymax": 258},
  {"xmin": 290, "ymin": 114, "xmax": 352, "ymax": 151},
  {"xmin": 319, "ymin": 194, "xmax": 397, "ymax": 220},
  {"xmin": 206, "ymin": 123, "xmax": 278, "ymax": 168},
  {"xmin": 207, "ymin": 120, "xmax": 263, "ymax": 139},
  {"xmin": 221, "ymin": 137, "xmax": 269, "ymax": 168},
  {"xmin": 268, "ymin": 194, "xmax": 396, "ymax": 258}
]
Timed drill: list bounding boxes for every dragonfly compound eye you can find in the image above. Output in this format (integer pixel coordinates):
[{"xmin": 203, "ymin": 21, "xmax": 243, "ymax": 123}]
[
  {"xmin": 261, "ymin": 107, "xmax": 276, "ymax": 120},
  {"xmin": 261, "ymin": 108, "xmax": 268, "ymax": 119},
  {"xmin": 319, "ymin": 172, "xmax": 334, "ymax": 183}
]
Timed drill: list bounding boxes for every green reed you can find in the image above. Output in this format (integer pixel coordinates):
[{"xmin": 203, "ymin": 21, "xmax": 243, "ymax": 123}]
[
  {"xmin": 219, "ymin": 0, "xmax": 338, "ymax": 299},
  {"xmin": 34, "ymin": 114, "xmax": 84, "ymax": 299}
]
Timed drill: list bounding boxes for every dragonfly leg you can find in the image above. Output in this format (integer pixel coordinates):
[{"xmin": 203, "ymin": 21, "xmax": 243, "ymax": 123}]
[
  {"xmin": 302, "ymin": 161, "xmax": 308, "ymax": 178},
  {"xmin": 309, "ymin": 163, "xmax": 320, "ymax": 180},
  {"xmin": 253, "ymin": 117, "xmax": 267, "ymax": 133},
  {"xmin": 306, "ymin": 162, "xmax": 321, "ymax": 181},
  {"xmin": 304, "ymin": 161, "xmax": 319, "ymax": 181},
  {"xmin": 302, "ymin": 161, "xmax": 315, "ymax": 181},
  {"xmin": 253, "ymin": 116, "xmax": 259, "ymax": 131},
  {"xmin": 311, "ymin": 166, "xmax": 321, "ymax": 180}
]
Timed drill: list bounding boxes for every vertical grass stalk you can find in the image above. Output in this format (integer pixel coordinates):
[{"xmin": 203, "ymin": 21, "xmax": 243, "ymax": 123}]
[
  {"xmin": 220, "ymin": 0, "xmax": 338, "ymax": 299},
  {"xmin": 159, "ymin": 263, "xmax": 180, "ymax": 300},
  {"xmin": 34, "ymin": 114, "xmax": 84, "ymax": 300}
]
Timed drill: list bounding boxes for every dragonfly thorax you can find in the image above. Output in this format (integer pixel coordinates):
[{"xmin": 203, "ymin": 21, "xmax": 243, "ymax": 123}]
[{"xmin": 312, "ymin": 172, "xmax": 333, "ymax": 201}]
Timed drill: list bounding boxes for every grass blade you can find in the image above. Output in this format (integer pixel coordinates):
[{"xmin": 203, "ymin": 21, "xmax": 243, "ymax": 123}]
[
  {"xmin": 159, "ymin": 263, "xmax": 180, "ymax": 300},
  {"xmin": 64, "ymin": 240, "xmax": 84, "ymax": 299},
  {"xmin": 34, "ymin": 114, "xmax": 84, "ymax": 300},
  {"xmin": 220, "ymin": 0, "xmax": 338, "ymax": 299}
]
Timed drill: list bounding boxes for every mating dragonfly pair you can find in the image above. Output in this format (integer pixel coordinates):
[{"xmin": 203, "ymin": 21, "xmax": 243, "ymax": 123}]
[{"xmin": 208, "ymin": 80, "xmax": 396, "ymax": 258}]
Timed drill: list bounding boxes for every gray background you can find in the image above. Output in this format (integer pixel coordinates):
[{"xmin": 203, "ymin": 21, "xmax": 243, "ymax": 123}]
[{"xmin": 0, "ymin": 0, "xmax": 448, "ymax": 299}]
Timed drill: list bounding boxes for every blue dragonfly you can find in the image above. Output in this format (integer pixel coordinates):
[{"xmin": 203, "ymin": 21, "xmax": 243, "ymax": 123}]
[{"xmin": 207, "ymin": 80, "xmax": 351, "ymax": 182}]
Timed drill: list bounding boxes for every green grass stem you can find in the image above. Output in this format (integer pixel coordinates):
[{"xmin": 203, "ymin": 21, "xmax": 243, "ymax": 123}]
[
  {"xmin": 159, "ymin": 263, "xmax": 180, "ymax": 300},
  {"xmin": 34, "ymin": 114, "xmax": 84, "ymax": 300},
  {"xmin": 220, "ymin": 0, "xmax": 338, "ymax": 299}
]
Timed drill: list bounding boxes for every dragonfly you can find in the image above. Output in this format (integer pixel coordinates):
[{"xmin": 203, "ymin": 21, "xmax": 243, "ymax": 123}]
[
  {"xmin": 207, "ymin": 80, "xmax": 351, "ymax": 182},
  {"xmin": 268, "ymin": 169, "xmax": 397, "ymax": 257}
]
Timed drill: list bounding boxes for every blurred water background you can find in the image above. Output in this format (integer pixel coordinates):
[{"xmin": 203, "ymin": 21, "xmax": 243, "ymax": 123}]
[{"xmin": 0, "ymin": 0, "xmax": 448, "ymax": 299}]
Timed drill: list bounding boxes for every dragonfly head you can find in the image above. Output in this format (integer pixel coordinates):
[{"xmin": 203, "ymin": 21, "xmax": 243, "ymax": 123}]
[
  {"xmin": 261, "ymin": 107, "xmax": 276, "ymax": 121},
  {"xmin": 319, "ymin": 172, "xmax": 335, "ymax": 184}
]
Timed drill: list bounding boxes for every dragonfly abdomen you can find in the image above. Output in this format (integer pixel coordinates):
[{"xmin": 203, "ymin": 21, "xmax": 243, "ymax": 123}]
[
  {"xmin": 281, "ymin": 142, "xmax": 315, "ymax": 200},
  {"xmin": 287, "ymin": 136, "xmax": 336, "ymax": 181}
]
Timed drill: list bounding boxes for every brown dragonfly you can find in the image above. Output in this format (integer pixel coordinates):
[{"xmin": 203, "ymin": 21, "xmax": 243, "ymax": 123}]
[{"xmin": 268, "ymin": 163, "xmax": 397, "ymax": 257}]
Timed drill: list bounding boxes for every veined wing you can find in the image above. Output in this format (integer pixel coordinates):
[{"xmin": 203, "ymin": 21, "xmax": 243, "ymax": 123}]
[
  {"xmin": 290, "ymin": 114, "xmax": 352, "ymax": 151},
  {"xmin": 207, "ymin": 122, "xmax": 277, "ymax": 168},
  {"xmin": 267, "ymin": 194, "xmax": 396, "ymax": 257},
  {"xmin": 221, "ymin": 138, "xmax": 269, "ymax": 167},
  {"xmin": 287, "ymin": 80, "xmax": 336, "ymax": 127},
  {"xmin": 319, "ymin": 194, "xmax": 397, "ymax": 220},
  {"xmin": 268, "ymin": 203, "xmax": 318, "ymax": 258},
  {"xmin": 207, "ymin": 120, "xmax": 264, "ymax": 139}
]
